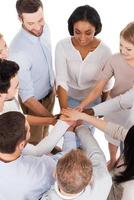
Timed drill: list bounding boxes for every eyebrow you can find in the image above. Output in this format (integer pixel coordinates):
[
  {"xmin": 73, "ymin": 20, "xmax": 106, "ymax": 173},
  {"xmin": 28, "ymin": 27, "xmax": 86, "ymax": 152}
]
[{"xmin": 74, "ymin": 28, "xmax": 93, "ymax": 32}]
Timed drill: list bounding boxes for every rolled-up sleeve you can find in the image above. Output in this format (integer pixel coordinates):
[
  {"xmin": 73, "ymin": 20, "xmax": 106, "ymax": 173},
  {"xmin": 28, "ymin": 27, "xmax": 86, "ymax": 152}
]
[
  {"xmin": 9, "ymin": 52, "xmax": 34, "ymax": 102},
  {"xmin": 104, "ymin": 122, "xmax": 128, "ymax": 142},
  {"xmin": 55, "ymin": 41, "xmax": 68, "ymax": 91}
]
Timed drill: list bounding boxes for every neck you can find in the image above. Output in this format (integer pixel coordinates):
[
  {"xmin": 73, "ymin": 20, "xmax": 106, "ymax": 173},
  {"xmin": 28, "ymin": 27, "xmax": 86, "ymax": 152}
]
[
  {"xmin": 0, "ymin": 152, "xmax": 20, "ymax": 163},
  {"xmin": 55, "ymin": 182, "xmax": 83, "ymax": 199},
  {"xmin": 126, "ymin": 59, "xmax": 134, "ymax": 67}
]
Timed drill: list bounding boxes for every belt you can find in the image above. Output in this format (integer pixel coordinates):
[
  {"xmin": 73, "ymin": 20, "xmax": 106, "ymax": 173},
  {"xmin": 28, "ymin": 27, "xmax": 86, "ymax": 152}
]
[{"xmin": 39, "ymin": 90, "xmax": 52, "ymax": 103}]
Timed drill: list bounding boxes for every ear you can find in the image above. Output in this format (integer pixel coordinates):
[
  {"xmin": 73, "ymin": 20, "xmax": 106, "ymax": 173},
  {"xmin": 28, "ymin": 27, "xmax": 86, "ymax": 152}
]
[
  {"xmin": 0, "ymin": 93, "xmax": 7, "ymax": 101},
  {"xmin": 18, "ymin": 15, "xmax": 23, "ymax": 23},
  {"xmin": 18, "ymin": 140, "xmax": 26, "ymax": 152}
]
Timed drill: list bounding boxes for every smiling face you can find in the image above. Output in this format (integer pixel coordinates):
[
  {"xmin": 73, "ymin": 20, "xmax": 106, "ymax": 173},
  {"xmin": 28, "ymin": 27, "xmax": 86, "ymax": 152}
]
[
  {"xmin": 73, "ymin": 20, "xmax": 96, "ymax": 47},
  {"xmin": 120, "ymin": 36, "xmax": 134, "ymax": 61},
  {"xmin": 0, "ymin": 36, "xmax": 8, "ymax": 59},
  {"xmin": 20, "ymin": 7, "xmax": 45, "ymax": 37}
]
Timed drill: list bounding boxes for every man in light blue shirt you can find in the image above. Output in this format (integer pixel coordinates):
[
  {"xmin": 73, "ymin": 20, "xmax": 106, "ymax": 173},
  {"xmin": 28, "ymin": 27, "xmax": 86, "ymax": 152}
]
[
  {"xmin": 9, "ymin": 0, "xmax": 55, "ymax": 144},
  {"xmin": 0, "ymin": 111, "xmax": 76, "ymax": 200}
]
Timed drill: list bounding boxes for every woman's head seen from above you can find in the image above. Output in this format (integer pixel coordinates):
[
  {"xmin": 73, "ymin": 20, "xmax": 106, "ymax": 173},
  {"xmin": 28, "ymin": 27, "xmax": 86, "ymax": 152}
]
[
  {"xmin": 68, "ymin": 5, "xmax": 102, "ymax": 47},
  {"xmin": 120, "ymin": 22, "xmax": 134, "ymax": 61}
]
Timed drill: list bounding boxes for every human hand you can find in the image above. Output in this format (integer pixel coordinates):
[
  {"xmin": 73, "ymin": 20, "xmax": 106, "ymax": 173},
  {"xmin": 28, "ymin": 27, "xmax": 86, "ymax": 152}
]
[
  {"xmin": 74, "ymin": 105, "xmax": 83, "ymax": 112},
  {"xmin": 61, "ymin": 108, "xmax": 85, "ymax": 121},
  {"xmin": 60, "ymin": 114, "xmax": 76, "ymax": 126}
]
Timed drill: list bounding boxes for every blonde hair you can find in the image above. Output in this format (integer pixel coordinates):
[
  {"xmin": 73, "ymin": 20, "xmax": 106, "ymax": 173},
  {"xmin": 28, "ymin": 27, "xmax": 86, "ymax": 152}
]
[
  {"xmin": 120, "ymin": 22, "xmax": 134, "ymax": 45},
  {"xmin": 56, "ymin": 149, "xmax": 92, "ymax": 194}
]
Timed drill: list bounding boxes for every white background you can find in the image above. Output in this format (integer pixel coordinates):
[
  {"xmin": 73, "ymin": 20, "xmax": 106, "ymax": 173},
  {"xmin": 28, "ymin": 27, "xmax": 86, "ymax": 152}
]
[
  {"xmin": 0, "ymin": 0, "xmax": 133, "ymax": 53},
  {"xmin": 0, "ymin": 0, "xmax": 133, "ymax": 158}
]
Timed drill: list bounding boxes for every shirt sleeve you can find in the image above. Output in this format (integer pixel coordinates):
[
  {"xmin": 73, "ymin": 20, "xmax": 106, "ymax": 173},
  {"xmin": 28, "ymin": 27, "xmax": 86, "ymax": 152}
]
[
  {"xmin": 100, "ymin": 57, "xmax": 114, "ymax": 81},
  {"xmin": 55, "ymin": 41, "xmax": 68, "ymax": 91},
  {"xmin": 93, "ymin": 86, "xmax": 134, "ymax": 116},
  {"xmin": 23, "ymin": 120, "xmax": 70, "ymax": 156},
  {"xmin": 76, "ymin": 126, "xmax": 112, "ymax": 200},
  {"xmin": 122, "ymin": 182, "xmax": 134, "ymax": 200},
  {"xmin": 9, "ymin": 52, "xmax": 34, "ymax": 102},
  {"xmin": 104, "ymin": 122, "xmax": 128, "ymax": 142},
  {"xmin": 76, "ymin": 126, "xmax": 106, "ymax": 165}
]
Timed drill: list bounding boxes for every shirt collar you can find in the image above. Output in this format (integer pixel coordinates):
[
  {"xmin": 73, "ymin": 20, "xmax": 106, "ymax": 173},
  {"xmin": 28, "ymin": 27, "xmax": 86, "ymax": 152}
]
[
  {"xmin": 21, "ymin": 26, "xmax": 40, "ymax": 44},
  {"xmin": 54, "ymin": 181, "xmax": 84, "ymax": 199}
]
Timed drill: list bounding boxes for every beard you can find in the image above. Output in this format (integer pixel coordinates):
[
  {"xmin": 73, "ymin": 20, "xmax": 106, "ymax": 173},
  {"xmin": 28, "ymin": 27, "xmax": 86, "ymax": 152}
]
[{"xmin": 22, "ymin": 24, "xmax": 44, "ymax": 37}]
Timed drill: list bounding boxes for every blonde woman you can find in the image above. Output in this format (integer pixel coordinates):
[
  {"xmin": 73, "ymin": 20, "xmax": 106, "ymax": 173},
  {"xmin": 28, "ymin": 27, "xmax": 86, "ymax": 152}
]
[{"xmin": 76, "ymin": 22, "xmax": 134, "ymax": 169}]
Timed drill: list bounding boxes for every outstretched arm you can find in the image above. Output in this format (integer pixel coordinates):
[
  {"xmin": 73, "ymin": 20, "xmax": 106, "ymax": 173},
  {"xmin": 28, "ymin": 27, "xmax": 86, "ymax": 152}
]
[
  {"xmin": 61, "ymin": 109, "xmax": 128, "ymax": 142},
  {"xmin": 92, "ymin": 86, "xmax": 134, "ymax": 116},
  {"xmin": 23, "ymin": 120, "xmax": 70, "ymax": 156},
  {"xmin": 76, "ymin": 80, "xmax": 107, "ymax": 111}
]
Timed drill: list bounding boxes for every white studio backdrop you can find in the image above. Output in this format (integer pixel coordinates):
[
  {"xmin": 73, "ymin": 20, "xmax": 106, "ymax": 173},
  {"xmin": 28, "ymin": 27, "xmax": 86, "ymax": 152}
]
[{"xmin": 0, "ymin": 0, "xmax": 133, "ymax": 53}]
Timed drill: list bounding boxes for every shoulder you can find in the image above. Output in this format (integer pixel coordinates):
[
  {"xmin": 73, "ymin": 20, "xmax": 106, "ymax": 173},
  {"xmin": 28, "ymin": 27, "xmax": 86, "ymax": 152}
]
[
  {"xmin": 108, "ymin": 53, "xmax": 122, "ymax": 62},
  {"xmin": 94, "ymin": 42, "xmax": 112, "ymax": 62},
  {"xmin": 121, "ymin": 180, "xmax": 134, "ymax": 199},
  {"xmin": 100, "ymin": 42, "xmax": 111, "ymax": 51},
  {"xmin": 56, "ymin": 37, "xmax": 71, "ymax": 50}
]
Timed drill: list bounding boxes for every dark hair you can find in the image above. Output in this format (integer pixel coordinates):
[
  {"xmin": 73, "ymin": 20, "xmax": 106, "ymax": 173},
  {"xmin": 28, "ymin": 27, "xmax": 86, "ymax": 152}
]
[
  {"xmin": 0, "ymin": 112, "xmax": 26, "ymax": 153},
  {"xmin": 114, "ymin": 126, "xmax": 134, "ymax": 184},
  {"xmin": 56, "ymin": 149, "xmax": 92, "ymax": 194},
  {"xmin": 0, "ymin": 59, "xmax": 19, "ymax": 93},
  {"xmin": 68, "ymin": 5, "xmax": 102, "ymax": 36},
  {"xmin": 16, "ymin": 0, "xmax": 43, "ymax": 16}
]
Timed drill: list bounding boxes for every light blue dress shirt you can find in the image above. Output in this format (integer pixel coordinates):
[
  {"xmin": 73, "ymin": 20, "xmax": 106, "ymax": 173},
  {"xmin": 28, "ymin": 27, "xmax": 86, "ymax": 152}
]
[
  {"xmin": 0, "ymin": 132, "xmax": 76, "ymax": 200},
  {"xmin": 9, "ymin": 25, "xmax": 54, "ymax": 102}
]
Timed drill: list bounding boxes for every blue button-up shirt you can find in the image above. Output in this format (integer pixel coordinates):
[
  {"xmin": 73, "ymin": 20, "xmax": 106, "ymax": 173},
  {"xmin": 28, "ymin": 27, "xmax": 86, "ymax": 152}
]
[{"xmin": 9, "ymin": 25, "xmax": 54, "ymax": 102}]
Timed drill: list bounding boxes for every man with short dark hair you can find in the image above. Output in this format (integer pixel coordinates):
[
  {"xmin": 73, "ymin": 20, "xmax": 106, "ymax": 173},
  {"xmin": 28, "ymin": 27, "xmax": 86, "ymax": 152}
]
[
  {"xmin": 9, "ymin": 0, "xmax": 55, "ymax": 144},
  {"xmin": 0, "ymin": 111, "xmax": 76, "ymax": 200},
  {"xmin": 0, "ymin": 59, "xmax": 71, "ymax": 156}
]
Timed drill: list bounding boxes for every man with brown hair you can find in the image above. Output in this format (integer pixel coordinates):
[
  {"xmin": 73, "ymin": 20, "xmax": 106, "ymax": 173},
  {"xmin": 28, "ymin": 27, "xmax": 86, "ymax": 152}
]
[
  {"xmin": 42, "ymin": 126, "xmax": 112, "ymax": 200},
  {"xmin": 9, "ymin": 0, "xmax": 55, "ymax": 144},
  {"xmin": 0, "ymin": 111, "xmax": 76, "ymax": 200}
]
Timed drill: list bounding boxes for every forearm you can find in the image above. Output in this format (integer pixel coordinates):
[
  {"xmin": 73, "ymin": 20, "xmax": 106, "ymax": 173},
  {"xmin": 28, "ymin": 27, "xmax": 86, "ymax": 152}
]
[
  {"xmin": 57, "ymin": 86, "xmax": 68, "ymax": 109},
  {"xmin": 81, "ymin": 113, "xmax": 108, "ymax": 132},
  {"xmin": 24, "ymin": 97, "xmax": 53, "ymax": 117},
  {"xmin": 79, "ymin": 80, "xmax": 107, "ymax": 109},
  {"xmin": 76, "ymin": 126, "xmax": 106, "ymax": 163},
  {"xmin": 27, "ymin": 115, "xmax": 56, "ymax": 126},
  {"xmin": 79, "ymin": 113, "xmax": 128, "ymax": 142},
  {"xmin": 23, "ymin": 120, "xmax": 70, "ymax": 156}
]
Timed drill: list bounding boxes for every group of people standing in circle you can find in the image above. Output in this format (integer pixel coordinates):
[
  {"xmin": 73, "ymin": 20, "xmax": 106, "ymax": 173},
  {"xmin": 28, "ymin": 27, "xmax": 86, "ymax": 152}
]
[{"xmin": 0, "ymin": 0, "xmax": 134, "ymax": 199}]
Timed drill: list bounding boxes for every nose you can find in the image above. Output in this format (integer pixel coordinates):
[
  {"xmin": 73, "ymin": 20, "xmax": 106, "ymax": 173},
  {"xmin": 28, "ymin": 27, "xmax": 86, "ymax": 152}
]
[
  {"xmin": 80, "ymin": 34, "xmax": 86, "ymax": 42},
  {"xmin": 121, "ymin": 48, "xmax": 127, "ymax": 55}
]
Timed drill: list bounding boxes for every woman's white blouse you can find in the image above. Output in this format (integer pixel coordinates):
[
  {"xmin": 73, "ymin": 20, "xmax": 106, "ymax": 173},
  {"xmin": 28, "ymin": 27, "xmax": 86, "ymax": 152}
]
[{"xmin": 55, "ymin": 37, "xmax": 112, "ymax": 100}]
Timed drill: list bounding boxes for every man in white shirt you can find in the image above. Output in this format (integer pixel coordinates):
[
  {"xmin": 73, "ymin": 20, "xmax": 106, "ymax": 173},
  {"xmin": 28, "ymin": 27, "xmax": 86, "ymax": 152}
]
[{"xmin": 0, "ymin": 111, "xmax": 76, "ymax": 200}]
